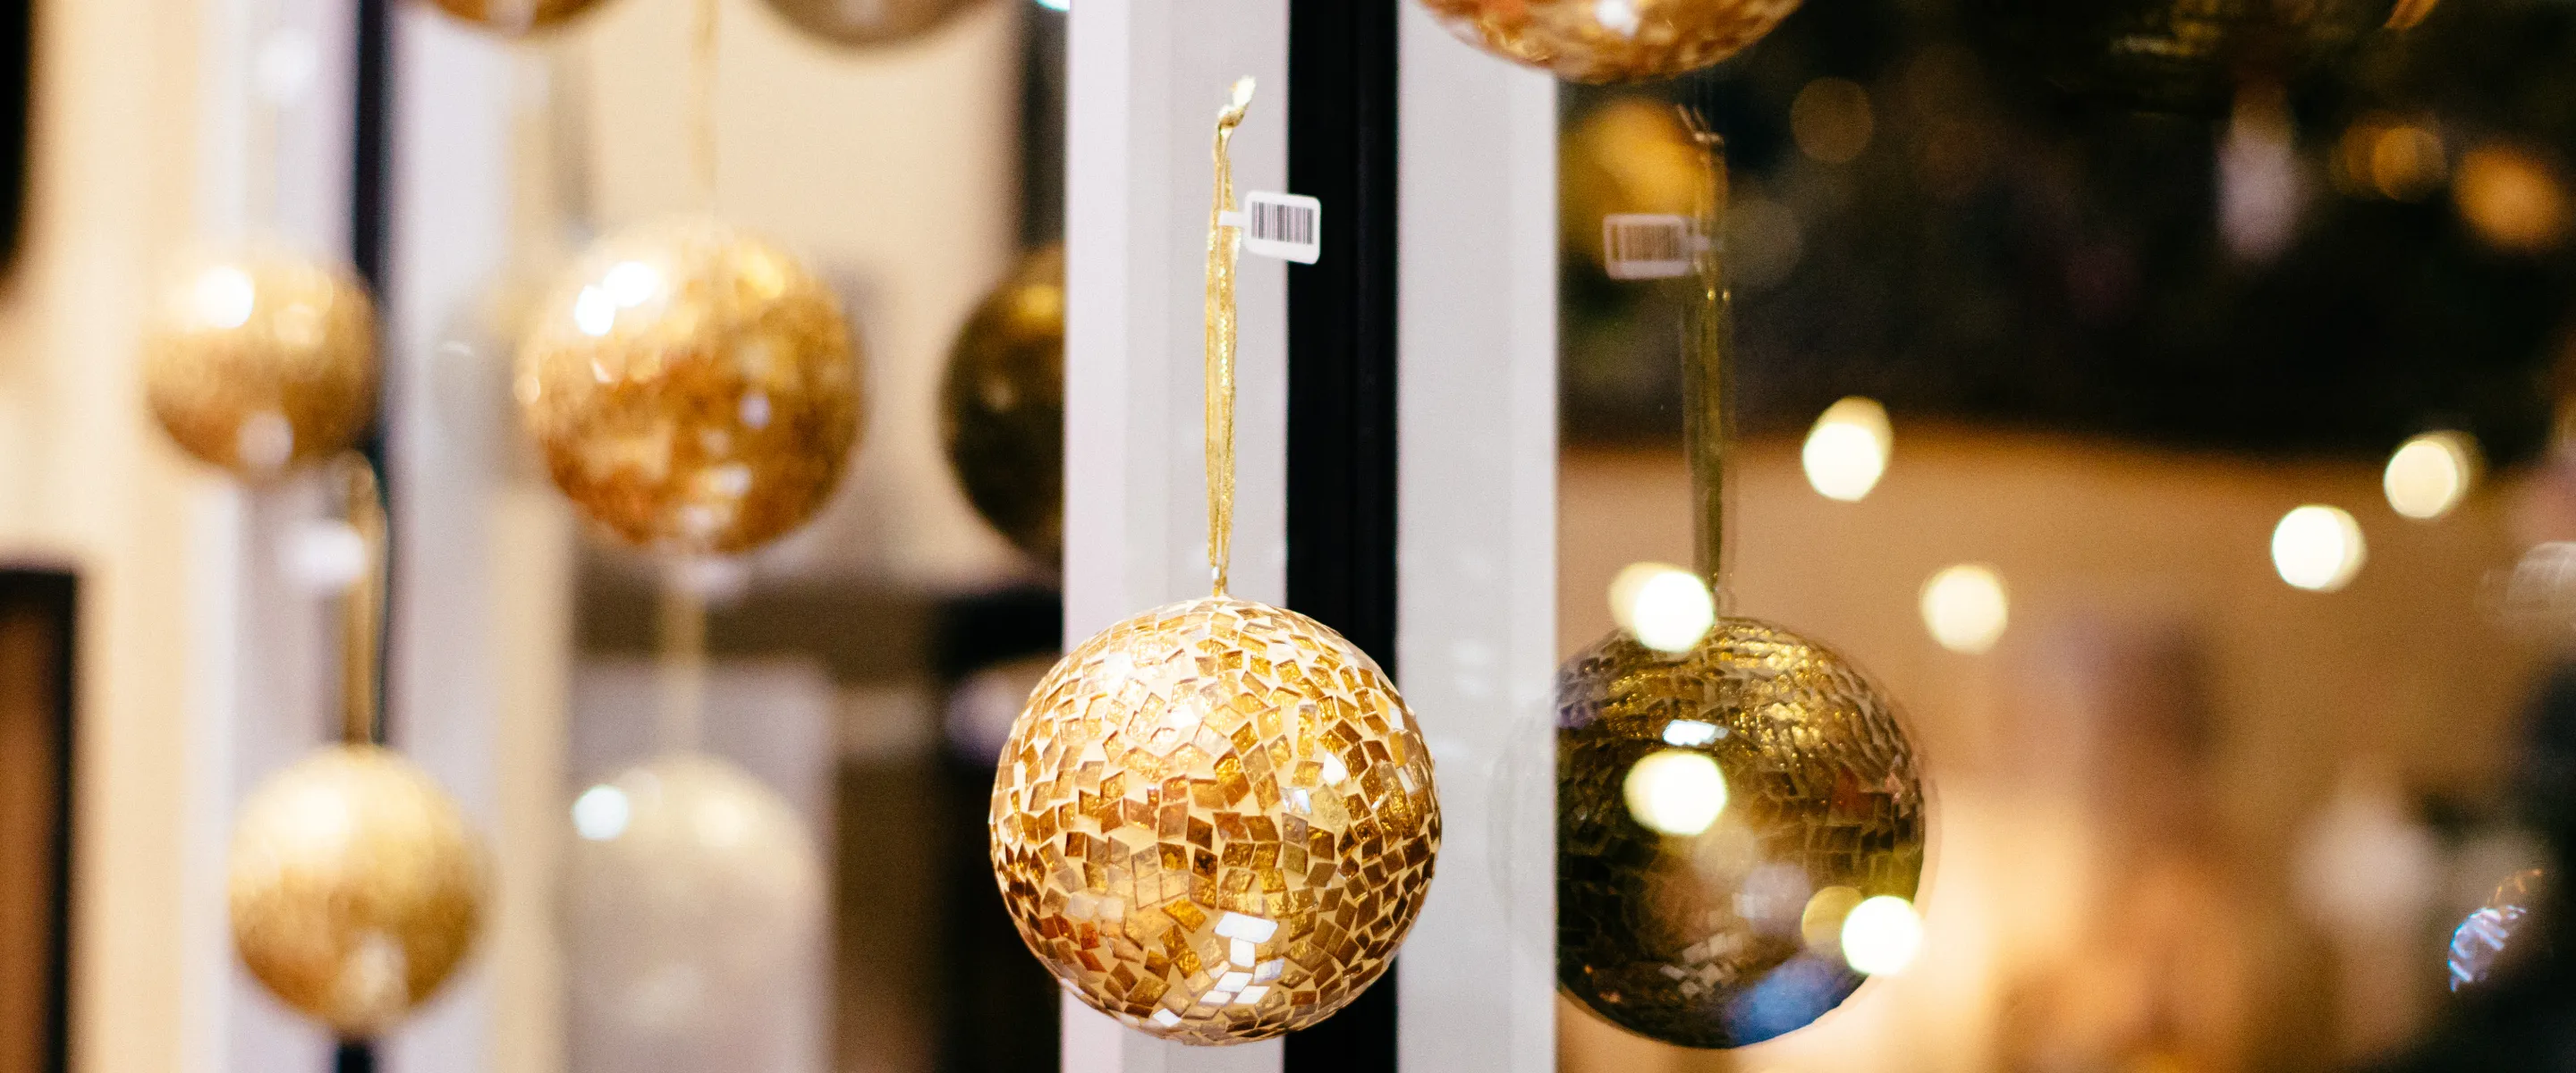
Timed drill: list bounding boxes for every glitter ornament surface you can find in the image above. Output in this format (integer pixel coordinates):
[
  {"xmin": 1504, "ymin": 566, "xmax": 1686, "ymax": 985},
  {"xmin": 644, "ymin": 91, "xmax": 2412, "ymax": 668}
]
[
  {"xmin": 1989, "ymin": 0, "xmax": 2428, "ymax": 114},
  {"xmin": 228, "ymin": 745, "xmax": 488, "ymax": 1037},
  {"xmin": 1419, "ymin": 0, "xmax": 1805, "ymax": 84},
  {"xmin": 1557, "ymin": 619, "xmax": 1925, "ymax": 1047},
  {"xmin": 428, "ymin": 0, "xmax": 612, "ymax": 34},
  {"xmin": 990, "ymin": 596, "xmax": 1441, "ymax": 1043},
  {"xmin": 564, "ymin": 753, "xmax": 826, "ymax": 1057},
  {"xmin": 762, "ymin": 0, "xmax": 988, "ymax": 46},
  {"xmin": 517, "ymin": 215, "xmax": 861, "ymax": 556},
  {"xmin": 942, "ymin": 245, "xmax": 1064, "ymax": 564},
  {"xmin": 142, "ymin": 249, "xmax": 377, "ymax": 478}
]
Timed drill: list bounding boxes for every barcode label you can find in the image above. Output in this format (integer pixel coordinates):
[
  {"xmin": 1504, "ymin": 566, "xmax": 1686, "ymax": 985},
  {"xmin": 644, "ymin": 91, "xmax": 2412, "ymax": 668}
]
[
  {"xmin": 1239, "ymin": 191, "xmax": 1322, "ymax": 264},
  {"xmin": 1603, "ymin": 214, "xmax": 1699, "ymax": 280}
]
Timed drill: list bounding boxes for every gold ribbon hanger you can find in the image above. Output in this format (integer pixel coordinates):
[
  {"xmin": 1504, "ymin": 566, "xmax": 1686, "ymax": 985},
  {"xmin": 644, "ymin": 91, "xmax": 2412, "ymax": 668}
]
[{"xmin": 1205, "ymin": 78, "xmax": 1254, "ymax": 598}]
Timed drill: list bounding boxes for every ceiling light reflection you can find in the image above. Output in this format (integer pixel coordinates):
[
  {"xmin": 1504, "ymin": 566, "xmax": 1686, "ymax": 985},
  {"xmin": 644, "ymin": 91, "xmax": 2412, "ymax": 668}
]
[
  {"xmin": 1623, "ymin": 748, "xmax": 1727, "ymax": 837},
  {"xmin": 1919, "ymin": 563, "xmax": 2008, "ymax": 655},
  {"xmin": 1801, "ymin": 397, "xmax": 1891, "ymax": 502},
  {"xmin": 2385, "ymin": 431, "xmax": 2479, "ymax": 520},
  {"xmin": 2273, "ymin": 505, "xmax": 2366, "ymax": 593},
  {"xmin": 1840, "ymin": 895, "xmax": 1922, "ymax": 976}
]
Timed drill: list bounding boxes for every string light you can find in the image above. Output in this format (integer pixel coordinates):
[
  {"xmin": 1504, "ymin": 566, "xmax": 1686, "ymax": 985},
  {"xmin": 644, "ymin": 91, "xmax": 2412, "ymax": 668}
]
[{"xmin": 1801, "ymin": 397, "xmax": 1892, "ymax": 502}]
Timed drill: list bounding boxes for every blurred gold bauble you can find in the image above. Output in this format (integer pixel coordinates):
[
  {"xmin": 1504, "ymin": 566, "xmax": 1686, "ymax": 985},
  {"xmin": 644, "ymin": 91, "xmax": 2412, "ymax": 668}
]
[
  {"xmin": 142, "ymin": 249, "xmax": 377, "ymax": 478},
  {"xmin": 427, "ymin": 0, "xmax": 613, "ymax": 35},
  {"xmin": 990, "ymin": 596, "xmax": 1442, "ymax": 1044},
  {"xmin": 1419, "ymin": 0, "xmax": 1804, "ymax": 84},
  {"xmin": 762, "ymin": 0, "xmax": 988, "ymax": 46},
  {"xmin": 228, "ymin": 745, "xmax": 489, "ymax": 1037},
  {"xmin": 942, "ymin": 245, "xmax": 1064, "ymax": 563},
  {"xmin": 563, "ymin": 754, "xmax": 826, "ymax": 1055},
  {"xmin": 1994, "ymin": 0, "xmax": 2429, "ymax": 114},
  {"xmin": 1558, "ymin": 618, "xmax": 1927, "ymax": 1047},
  {"xmin": 517, "ymin": 216, "xmax": 861, "ymax": 556}
]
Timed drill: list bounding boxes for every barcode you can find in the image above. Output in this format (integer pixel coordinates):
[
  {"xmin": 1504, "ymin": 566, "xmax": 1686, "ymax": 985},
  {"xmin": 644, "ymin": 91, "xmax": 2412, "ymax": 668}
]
[
  {"xmin": 1602, "ymin": 213, "xmax": 1697, "ymax": 280},
  {"xmin": 1251, "ymin": 201, "xmax": 1315, "ymax": 246},
  {"xmin": 1239, "ymin": 191, "xmax": 1323, "ymax": 264}
]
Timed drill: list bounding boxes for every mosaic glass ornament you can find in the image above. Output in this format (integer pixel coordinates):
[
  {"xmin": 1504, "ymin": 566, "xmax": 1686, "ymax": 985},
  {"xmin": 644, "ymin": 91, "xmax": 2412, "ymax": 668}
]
[
  {"xmin": 942, "ymin": 244, "xmax": 1065, "ymax": 564},
  {"xmin": 1985, "ymin": 0, "xmax": 2437, "ymax": 115},
  {"xmin": 142, "ymin": 248, "xmax": 377, "ymax": 478},
  {"xmin": 1418, "ymin": 0, "xmax": 1804, "ymax": 84},
  {"xmin": 428, "ymin": 0, "xmax": 613, "ymax": 35},
  {"xmin": 1555, "ymin": 112, "xmax": 1929, "ymax": 1049},
  {"xmin": 229, "ymin": 459, "xmax": 489, "ymax": 1037},
  {"xmin": 988, "ymin": 80, "xmax": 1442, "ymax": 1046},
  {"xmin": 517, "ymin": 215, "xmax": 862, "ymax": 556},
  {"xmin": 563, "ymin": 753, "xmax": 826, "ymax": 1054},
  {"xmin": 762, "ymin": 0, "xmax": 988, "ymax": 46}
]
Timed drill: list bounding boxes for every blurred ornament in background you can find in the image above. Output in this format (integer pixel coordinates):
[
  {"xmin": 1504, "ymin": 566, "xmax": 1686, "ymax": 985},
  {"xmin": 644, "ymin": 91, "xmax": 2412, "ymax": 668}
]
[
  {"xmin": 1419, "ymin": 0, "xmax": 1805, "ymax": 83},
  {"xmin": 428, "ymin": 0, "xmax": 614, "ymax": 35},
  {"xmin": 142, "ymin": 248, "xmax": 377, "ymax": 478},
  {"xmin": 228, "ymin": 745, "xmax": 489, "ymax": 1036},
  {"xmin": 1557, "ymin": 620, "xmax": 1928, "ymax": 1047},
  {"xmin": 563, "ymin": 754, "xmax": 826, "ymax": 1048},
  {"xmin": 517, "ymin": 215, "xmax": 862, "ymax": 556},
  {"xmin": 1801, "ymin": 397, "xmax": 1891, "ymax": 503},
  {"xmin": 942, "ymin": 245, "xmax": 1065, "ymax": 564},
  {"xmin": 2450, "ymin": 869, "xmax": 2546, "ymax": 991},
  {"xmin": 1982, "ymin": 0, "xmax": 2434, "ymax": 115},
  {"xmin": 762, "ymin": 0, "xmax": 989, "ymax": 46},
  {"xmin": 2453, "ymin": 144, "xmax": 2571, "ymax": 256}
]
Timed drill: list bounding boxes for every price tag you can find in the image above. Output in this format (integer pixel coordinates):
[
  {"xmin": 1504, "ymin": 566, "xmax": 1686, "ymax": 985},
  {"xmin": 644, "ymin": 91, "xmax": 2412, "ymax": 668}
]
[
  {"xmin": 1224, "ymin": 191, "xmax": 1323, "ymax": 264},
  {"xmin": 1602, "ymin": 214, "xmax": 1704, "ymax": 280}
]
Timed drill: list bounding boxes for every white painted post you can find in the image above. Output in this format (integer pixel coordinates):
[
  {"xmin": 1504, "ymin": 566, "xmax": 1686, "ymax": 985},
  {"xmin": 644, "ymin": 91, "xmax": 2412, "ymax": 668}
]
[
  {"xmin": 1394, "ymin": 9, "xmax": 1559, "ymax": 1071},
  {"xmin": 1063, "ymin": 0, "xmax": 1288, "ymax": 1069}
]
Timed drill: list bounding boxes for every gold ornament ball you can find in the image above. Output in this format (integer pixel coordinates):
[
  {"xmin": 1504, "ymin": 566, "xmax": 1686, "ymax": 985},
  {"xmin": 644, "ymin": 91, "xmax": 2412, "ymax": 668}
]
[
  {"xmin": 1419, "ymin": 0, "xmax": 1805, "ymax": 84},
  {"xmin": 990, "ymin": 596, "xmax": 1442, "ymax": 1044},
  {"xmin": 517, "ymin": 215, "xmax": 862, "ymax": 556},
  {"xmin": 142, "ymin": 249, "xmax": 377, "ymax": 478},
  {"xmin": 762, "ymin": 0, "xmax": 990, "ymax": 46},
  {"xmin": 1557, "ymin": 619, "xmax": 1927, "ymax": 1048},
  {"xmin": 942, "ymin": 245, "xmax": 1064, "ymax": 564},
  {"xmin": 228, "ymin": 745, "xmax": 489, "ymax": 1037},
  {"xmin": 563, "ymin": 754, "xmax": 826, "ymax": 1052},
  {"xmin": 428, "ymin": 0, "xmax": 614, "ymax": 35}
]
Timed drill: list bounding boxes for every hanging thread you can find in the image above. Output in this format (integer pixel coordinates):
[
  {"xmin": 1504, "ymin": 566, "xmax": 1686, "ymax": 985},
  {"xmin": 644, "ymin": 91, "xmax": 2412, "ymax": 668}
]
[
  {"xmin": 656, "ymin": 567, "xmax": 709, "ymax": 753},
  {"xmin": 1676, "ymin": 106, "xmax": 1733, "ymax": 603},
  {"xmin": 1204, "ymin": 78, "xmax": 1254, "ymax": 597},
  {"xmin": 689, "ymin": 0, "xmax": 720, "ymax": 210},
  {"xmin": 335, "ymin": 453, "xmax": 388, "ymax": 747}
]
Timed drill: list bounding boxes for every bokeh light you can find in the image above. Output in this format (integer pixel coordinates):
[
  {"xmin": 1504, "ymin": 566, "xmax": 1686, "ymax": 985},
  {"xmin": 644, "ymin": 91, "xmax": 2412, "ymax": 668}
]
[
  {"xmin": 1622, "ymin": 748, "xmax": 1728, "ymax": 837},
  {"xmin": 1801, "ymin": 397, "xmax": 1892, "ymax": 502},
  {"xmin": 1919, "ymin": 563, "xmax": 2009, "ymax": 655},
  {"xmin": 2384, "ymin": 430, "xmax": 2479, "ymax": 520},
  {"xmin": 1840, "ymin": 895, "xmax": 1923, "ymax": 976},
  {"xmin": 1792, "ymin": 78, "xmax": 1874, "ymax": 165},
  {"xmin": 1609, "ymin": 562, "xmax": 1716, "ymax": 654},
  {"xmin": 2273, "ymin": 505, "xmax": 2367, "ymax": 592},
  {"xmin": 2454, "ymin": 143, "xmax": 2569, "ymax": 254}
]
